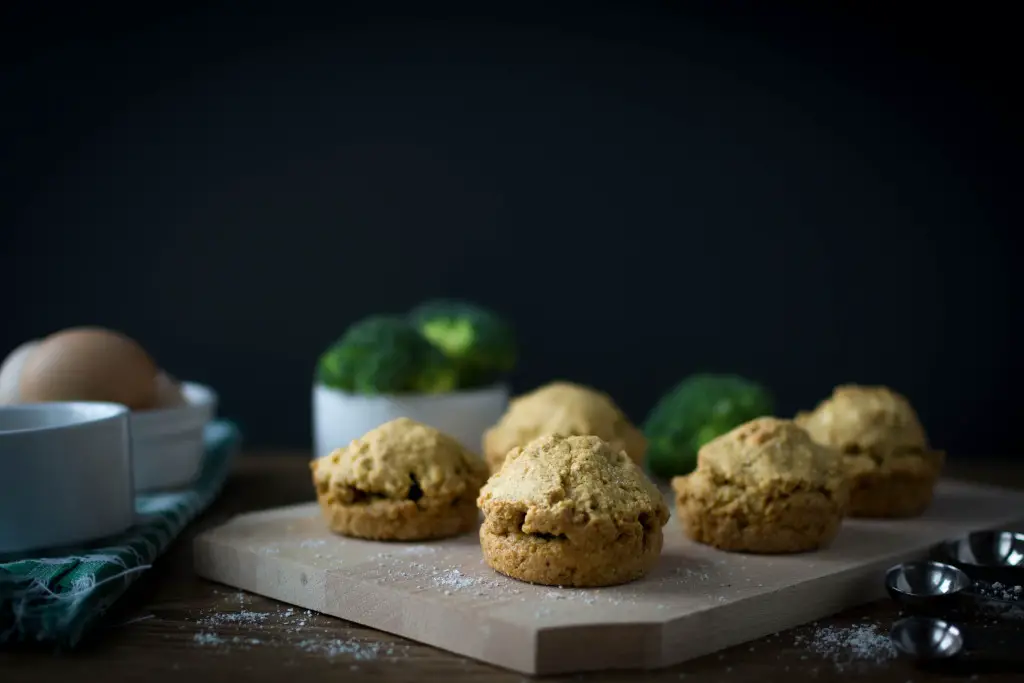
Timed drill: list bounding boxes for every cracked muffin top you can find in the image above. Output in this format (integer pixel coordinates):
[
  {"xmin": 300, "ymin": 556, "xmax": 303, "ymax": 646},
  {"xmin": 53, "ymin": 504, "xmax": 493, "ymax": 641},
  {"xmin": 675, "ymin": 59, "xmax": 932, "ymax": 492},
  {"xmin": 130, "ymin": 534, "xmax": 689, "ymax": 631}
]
[
  {"xmin": 311, "ymin": 417, "xmax": 488, "ymax": 505},
  {"xmin": 794, "ymin": 385, "xmax": 930, "ymax": 459},
  {"xmin": 477, "ymin": 434, "xmax": 669, "ymax": 541},
  {"xmin": 483, "ymin": 381, "xmax": 647, "ymax": 471},
  {"xmin": 684, "ymin": 417, "xmax": 848, "ymax": 493}
]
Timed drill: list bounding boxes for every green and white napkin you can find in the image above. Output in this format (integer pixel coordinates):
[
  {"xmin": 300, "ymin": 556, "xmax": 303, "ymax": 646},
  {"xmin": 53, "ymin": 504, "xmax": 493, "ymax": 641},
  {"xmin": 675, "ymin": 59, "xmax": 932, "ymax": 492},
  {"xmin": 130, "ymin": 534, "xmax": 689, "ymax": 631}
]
[{"xmin": 0, "ymin": 419, "xmax": 241, "ymax": 647}]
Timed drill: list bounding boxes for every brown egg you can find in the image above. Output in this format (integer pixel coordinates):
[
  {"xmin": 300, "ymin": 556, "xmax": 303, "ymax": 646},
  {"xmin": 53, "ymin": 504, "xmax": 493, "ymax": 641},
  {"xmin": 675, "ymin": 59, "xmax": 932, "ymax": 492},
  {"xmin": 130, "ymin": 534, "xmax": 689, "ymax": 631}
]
[{"xmin": 18, "ymin": 327, "xmax": 159, "ymax": 410}]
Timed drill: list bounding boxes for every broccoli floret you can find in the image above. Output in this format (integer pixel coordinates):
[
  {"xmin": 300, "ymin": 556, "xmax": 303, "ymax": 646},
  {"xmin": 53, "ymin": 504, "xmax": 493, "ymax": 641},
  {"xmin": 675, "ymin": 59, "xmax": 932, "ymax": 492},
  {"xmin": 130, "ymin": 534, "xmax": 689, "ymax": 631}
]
[
  {"xmin": 317, "ymin": 315, "xmax": 458, "ymax": 395},
  {"xmin": 408, "ymin": 299, "xmax": 517, "ymax": 389},
  {"xmin": 643, "ymin": 374, "xmax": 775, "ymax": 478}
]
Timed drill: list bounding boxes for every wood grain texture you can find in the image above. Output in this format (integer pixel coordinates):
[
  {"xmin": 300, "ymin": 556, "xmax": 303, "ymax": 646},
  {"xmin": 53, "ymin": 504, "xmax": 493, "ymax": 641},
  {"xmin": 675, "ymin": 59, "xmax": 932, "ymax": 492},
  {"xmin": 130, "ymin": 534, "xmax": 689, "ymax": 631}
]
[
  {"xmin": 4, "ymin": 453, "xmax": 1024, "ymax": 683},
  {"xmin": 192, "ymin": 477, "xmax": 1024, "ymax": 676}
]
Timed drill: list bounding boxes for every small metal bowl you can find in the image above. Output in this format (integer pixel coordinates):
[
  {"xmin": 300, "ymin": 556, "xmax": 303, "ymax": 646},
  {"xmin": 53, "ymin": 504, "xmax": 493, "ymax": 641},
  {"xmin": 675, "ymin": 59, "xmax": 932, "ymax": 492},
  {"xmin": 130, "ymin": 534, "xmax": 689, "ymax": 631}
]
[
  {"xmin": 891, "ymin": 616, "xmax": 965, "ymax": 661},
  {"xmin": 936, "ymin": 530, "xmax": 1024, "ymax": 584},
  {"xmin": 892, "ymin": 616, "xmax": 1024, "ymax": 667},
  {"xmin": 885, "ymin": 561, "xmax": 972, "ymax": 613}
]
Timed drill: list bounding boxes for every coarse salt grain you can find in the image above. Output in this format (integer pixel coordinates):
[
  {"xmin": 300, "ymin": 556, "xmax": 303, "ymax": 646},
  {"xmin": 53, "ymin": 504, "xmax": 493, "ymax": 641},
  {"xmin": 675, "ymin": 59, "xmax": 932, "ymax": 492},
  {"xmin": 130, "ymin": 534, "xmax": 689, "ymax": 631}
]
[
  {"xmin": 977, "ymin": 581, "xmax": 1024, "ymax": 601},
  {"xmin": 401, "ymin": 546, "xmax": 437, "ymax": 555},
  {"xmin": 197, "ymin": 610, "xmax": 271, "ymax": 627},
  {"xmin": 298, "ymin": 638, "xmax": 384, "ymax": 660},
  {"xmin": 804, "ymin": 624, "xmax": 897, "ymax": 670},
  {"xmin": 431, "ymin": 569, "xmax": 478, "ymax": 591},
  {"xmin": 194, "ymin": 632, "xmax": 224, "ymax": 646}
]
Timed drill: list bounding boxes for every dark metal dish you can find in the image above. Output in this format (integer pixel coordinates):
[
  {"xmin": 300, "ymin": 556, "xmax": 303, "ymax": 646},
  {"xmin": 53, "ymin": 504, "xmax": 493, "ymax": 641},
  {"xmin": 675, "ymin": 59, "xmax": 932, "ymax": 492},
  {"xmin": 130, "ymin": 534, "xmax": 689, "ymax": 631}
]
[
  {"xmin": 885, "ymin": 561, "xmax": 971, "ymax": 614},
  {"xmin": 934, "ymin": 530, "xmax": 1024, "ymax": 585},
  {"xmin": 891, "ymin": 616, "xmax": 1024, "ymax": 664}
]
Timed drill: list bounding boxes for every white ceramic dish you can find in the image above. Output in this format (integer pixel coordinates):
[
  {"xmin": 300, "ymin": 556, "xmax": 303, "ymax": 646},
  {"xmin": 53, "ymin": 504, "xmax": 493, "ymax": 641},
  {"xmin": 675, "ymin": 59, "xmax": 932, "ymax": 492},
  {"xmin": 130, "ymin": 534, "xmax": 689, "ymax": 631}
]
[
  {"xmin": 0, "ymin": 402, "xmax": 135, "ymax": 554},
  {"xmin": 130, "ymin": 381, "xmax": 217, "ymax": 491},
  {"xmin": 312, "ymin": 383, "xmax": 509, "ymax": 460}
]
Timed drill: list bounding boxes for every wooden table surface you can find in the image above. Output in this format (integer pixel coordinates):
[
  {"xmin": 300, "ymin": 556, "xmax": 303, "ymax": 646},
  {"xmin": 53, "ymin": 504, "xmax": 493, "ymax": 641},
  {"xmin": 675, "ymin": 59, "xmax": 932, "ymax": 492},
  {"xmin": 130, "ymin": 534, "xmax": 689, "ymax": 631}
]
[{"xmin": 2, "ymin": 453, "xmax": 1022, "ymax": 683}]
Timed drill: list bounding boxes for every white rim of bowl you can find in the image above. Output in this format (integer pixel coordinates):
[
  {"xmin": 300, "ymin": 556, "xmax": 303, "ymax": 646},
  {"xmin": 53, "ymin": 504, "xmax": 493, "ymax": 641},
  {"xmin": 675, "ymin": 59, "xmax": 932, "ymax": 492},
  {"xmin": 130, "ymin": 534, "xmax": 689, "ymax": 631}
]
[
  {"xmin": 313, "ymin": 381, "xmax": 509, "ymax": 398},
  {"xmin": 0, "ymin": 401, "xmax": 129, "ymax": 436},
  {"xmin": 136, "ymin": 381, "xmax": 218, "ymax": 417}
]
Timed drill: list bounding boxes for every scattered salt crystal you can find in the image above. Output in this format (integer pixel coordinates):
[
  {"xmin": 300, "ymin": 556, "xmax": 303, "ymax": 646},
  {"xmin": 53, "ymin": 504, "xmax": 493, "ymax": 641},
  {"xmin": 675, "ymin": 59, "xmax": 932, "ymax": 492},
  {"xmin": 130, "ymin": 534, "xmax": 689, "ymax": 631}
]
[
  {"xmin": 805, "ymin": 624, "xmax": 896, "ymax": 670},
  {"xmin": 194, "ymin": 632, "xmax": 224, "ymax": 646},
  {"xmin": 300, "ymin": 539, "xmax": 326, "ymax": 548},
  {"xmin": 432, "ymin": 569, "xmax": 477, "ymax": 591},
  {"xmin": 298, "ymin": 637, "xmax": 384, "ymax": 660},
  {"xmin": 401, "ymin": 546, "xmax": 437, "ymax": 555},
  {"xmin": 197, "ymin": 610, "xmax": 271, "ymax": 627},
  {"xmin": 974, "ymin": 580, "xmax": 1024, "ymax": 602}
]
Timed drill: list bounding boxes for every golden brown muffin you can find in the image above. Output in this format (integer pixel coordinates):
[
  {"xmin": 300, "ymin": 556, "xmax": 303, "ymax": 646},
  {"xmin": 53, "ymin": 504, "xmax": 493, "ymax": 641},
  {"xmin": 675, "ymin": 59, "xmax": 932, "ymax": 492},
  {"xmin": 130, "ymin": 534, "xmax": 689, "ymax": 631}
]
[
  {"xmin": 311, "ymin": 418, "xmax": 489, "ymax": 541},
  {"xmin": 672, "ymin": 417, "xmax": 849, "ymax": 554},
  {"xmin": 482, "ymin": 381, "xmax": 646, "ymax": 473},
  {"xmin": 477, "ymin": 434, "xmax": 669, "ymax": 587},
  {"xmin": 795, "ymin": 384, "xmax": 944, "ymax": 518}
]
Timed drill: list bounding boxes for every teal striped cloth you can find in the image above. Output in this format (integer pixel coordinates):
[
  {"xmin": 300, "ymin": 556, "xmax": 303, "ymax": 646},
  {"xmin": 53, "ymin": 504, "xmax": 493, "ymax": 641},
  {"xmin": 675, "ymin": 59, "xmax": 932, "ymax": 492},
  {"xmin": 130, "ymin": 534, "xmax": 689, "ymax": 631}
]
[{"xmin": 0, "ymin": 419, "xmax": 241, "ymax": 647}]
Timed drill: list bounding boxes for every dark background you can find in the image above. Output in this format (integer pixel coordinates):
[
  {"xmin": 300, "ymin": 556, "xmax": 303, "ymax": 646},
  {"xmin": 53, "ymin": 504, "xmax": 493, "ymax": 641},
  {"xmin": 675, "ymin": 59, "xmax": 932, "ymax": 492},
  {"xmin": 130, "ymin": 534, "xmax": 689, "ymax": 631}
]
[{"xmin": 2, "ymin": 4, "xmax": 1018, "ymax": 457}]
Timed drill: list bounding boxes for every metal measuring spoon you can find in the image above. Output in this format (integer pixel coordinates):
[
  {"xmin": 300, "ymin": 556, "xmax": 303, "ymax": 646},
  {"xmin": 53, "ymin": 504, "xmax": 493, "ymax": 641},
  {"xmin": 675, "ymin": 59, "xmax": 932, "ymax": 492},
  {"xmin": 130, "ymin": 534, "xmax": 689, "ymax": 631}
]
[
  {"xmin": 884, "ymin": 561, "xmax": 972, "ymax": 613},
  {"xmin": 936, "ymin": 530, "xmax": 1024, "ymax": 585},
  {"xmin": 891, "ymin": 616, "xmax": 1024, "ymax": 664}
]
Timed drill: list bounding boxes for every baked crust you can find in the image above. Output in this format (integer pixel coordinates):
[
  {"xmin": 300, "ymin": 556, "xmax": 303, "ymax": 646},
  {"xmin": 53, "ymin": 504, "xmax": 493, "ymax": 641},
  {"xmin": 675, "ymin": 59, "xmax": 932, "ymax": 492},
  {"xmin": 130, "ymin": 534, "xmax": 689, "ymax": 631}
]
[
  {"xmin": 311, "ymin": 417, "xmax": 488, "ymax": 541},
  {"xmin": 795, "ymin": 385, "xmax": 943, "ymax": 518},
  {"xmin": 672, "ymin": 417, "xmax": 849, "ymax": 553},
  {"xmin": 482, "ymin": 382, "xmax": 646, "ymax": 472},
  {"xmin": 477, "ymin": 434, "xmax": 668, "ymax": 587}
]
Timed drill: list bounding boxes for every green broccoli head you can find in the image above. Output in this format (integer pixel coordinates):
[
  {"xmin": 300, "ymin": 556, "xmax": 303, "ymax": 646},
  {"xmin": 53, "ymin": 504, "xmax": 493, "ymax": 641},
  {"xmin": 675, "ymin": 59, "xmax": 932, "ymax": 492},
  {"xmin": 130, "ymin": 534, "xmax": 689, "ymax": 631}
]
[
  {"xmin": 408, "ymin": 299, "xmax": 517, "ymax": 389},
  {"xmin": 317, "ymin": 315, "xmax": 458, "ymax": 395},
  {"xmin": 643, "ymin": 373, "xmax": 775, "ymax": 478}
]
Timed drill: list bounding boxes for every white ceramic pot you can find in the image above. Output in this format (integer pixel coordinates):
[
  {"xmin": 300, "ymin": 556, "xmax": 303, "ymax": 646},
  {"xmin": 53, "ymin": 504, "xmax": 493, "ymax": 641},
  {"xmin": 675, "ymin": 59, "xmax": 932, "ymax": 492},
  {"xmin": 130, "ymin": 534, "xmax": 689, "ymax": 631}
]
[
  {"xmin": 130, "ymin": 381, "xmax": 218, "ymax": 491},
  {"xmin": 0, "ymin": 402, "xmax": 135, "ymax": 554},
  {"xmin": 312, "ymin": 383, "xmax": 509, "ymax": 460}
]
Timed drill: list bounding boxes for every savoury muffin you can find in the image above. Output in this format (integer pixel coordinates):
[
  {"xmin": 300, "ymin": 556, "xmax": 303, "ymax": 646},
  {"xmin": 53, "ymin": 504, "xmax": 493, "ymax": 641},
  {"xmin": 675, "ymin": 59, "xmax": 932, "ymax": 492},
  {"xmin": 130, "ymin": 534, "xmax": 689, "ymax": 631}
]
[
  {"xmin": 672, "ymin": 417, "xmax": 849, "ymax": 554},
  {"xmin": 311, "ymin": 417, "xmax": 489, "ymax": 540},
  {"xmin": 482, "ymin": 381, "xmax": 646, "ymax": 473},
  {"xmin": 477, "ymin": 434, "xmax": 669, "ymax": 587},
  {"xmin": 795, "ymin": 384, "xmax": 943, "ymax": 518}
]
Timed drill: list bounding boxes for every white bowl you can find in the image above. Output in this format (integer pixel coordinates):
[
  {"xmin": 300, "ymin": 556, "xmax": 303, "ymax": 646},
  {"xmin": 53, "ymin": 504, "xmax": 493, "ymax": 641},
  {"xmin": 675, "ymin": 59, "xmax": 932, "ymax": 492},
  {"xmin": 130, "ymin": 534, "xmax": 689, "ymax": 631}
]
[
  {"xmin": 130, "ymin": 381, "xmax": 218, "ymax": 491},
  {"xmin": 0, "ymin": 402, "xmax": 134, "ymax": 554},
  {"xmin": 312, "ymin": 383, "xmax": 509, "ymax": 460}
]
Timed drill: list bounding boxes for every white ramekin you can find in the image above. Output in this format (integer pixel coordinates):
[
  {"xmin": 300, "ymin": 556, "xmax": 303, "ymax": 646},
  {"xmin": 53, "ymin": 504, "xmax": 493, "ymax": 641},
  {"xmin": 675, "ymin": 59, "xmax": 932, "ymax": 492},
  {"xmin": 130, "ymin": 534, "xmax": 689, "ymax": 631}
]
[
  {"xmin": 312, "ymin": 383, "xmax": 509, "ymax": 460},
  {"xmin": 130, "ymin": 381, "xmax": 218, "ymax": 491},
  {"xmin": 0, "ymin": 402, "xmax": 135, "ymax": 554}
]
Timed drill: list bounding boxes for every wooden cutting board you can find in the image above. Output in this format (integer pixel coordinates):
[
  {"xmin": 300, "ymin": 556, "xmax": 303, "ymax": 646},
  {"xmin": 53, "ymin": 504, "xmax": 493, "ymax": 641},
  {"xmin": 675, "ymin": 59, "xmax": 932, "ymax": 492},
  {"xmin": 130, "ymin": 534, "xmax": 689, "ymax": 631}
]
[{"xmin": 193, "ymin": 479, "xmax": 1024, "ymax": 676}]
